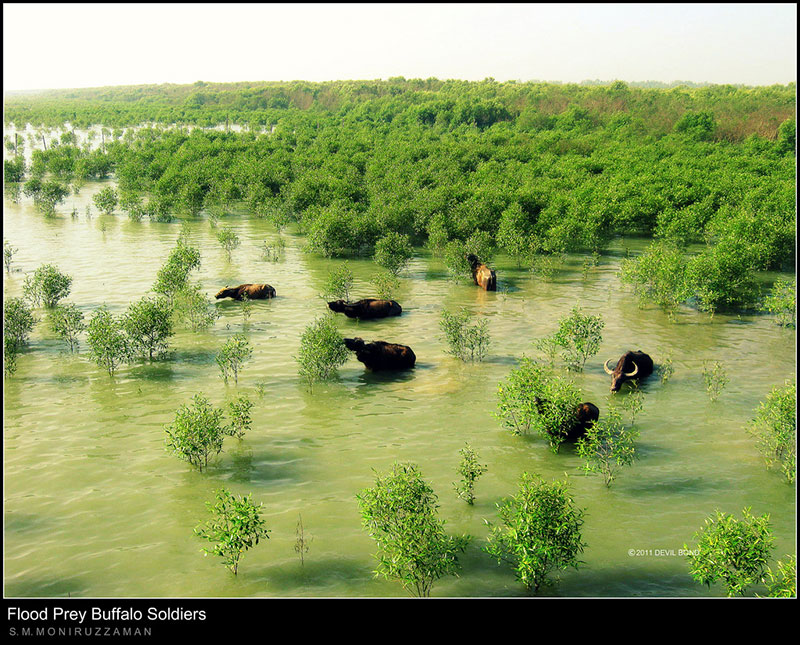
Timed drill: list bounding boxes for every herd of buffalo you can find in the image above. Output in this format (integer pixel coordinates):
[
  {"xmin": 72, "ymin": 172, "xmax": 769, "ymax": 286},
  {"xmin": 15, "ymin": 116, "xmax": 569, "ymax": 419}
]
[{"xmin": 215, "ymin": 254, "xmax": 655, "ymax": 444}]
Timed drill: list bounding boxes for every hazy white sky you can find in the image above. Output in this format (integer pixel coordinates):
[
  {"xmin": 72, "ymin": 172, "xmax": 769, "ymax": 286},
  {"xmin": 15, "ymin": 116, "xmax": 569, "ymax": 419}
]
[{"xmin": 3, "ymin": 3, "xmax": 796, "ymax": 91}]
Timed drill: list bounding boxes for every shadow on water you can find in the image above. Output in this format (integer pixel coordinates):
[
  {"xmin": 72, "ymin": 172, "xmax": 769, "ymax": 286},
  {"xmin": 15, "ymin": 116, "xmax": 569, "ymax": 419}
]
[
  {"xmin": 242, "ymin": 556, "xmax": 374, "ymax": 592},
  {"xmin": 213, "ymin": 445, "xmax": 306, "ymax": 487},
  {"xmin": 5, "ymin": 576, "xmax": 88, "ymax": 598},
  {"xmin": 619, "ymin": 475, "xmax": 712, "ymax": 496},
  {"xmin": 5, "ymin": 512, "xmax": 53, "ymax": 534}
]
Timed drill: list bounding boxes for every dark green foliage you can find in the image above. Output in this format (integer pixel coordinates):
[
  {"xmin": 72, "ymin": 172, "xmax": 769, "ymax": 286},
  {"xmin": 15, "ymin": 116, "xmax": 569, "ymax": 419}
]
[
  {"xmin": 226, "ymin": 394, "xmax": 254, "ymax": 439},
  {"xmin": 195, "ymin": 488, "xmax": 270, "ymax": 575},
  {"xmin": 357, "ymin": 462, "xmax": 470, "ymax": 597},
  {"xmin": 685, "ymin": 508, "xmax": 774, "ymax": 597},
  {"xmin": 485, "ymin": 473, "xmax": 586, "ymax": 593}
]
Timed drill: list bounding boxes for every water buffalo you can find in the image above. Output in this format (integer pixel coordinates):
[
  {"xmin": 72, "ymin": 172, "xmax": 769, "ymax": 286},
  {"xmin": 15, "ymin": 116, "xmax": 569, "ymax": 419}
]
[
  {"xmin": 604, "ymin": 350, "xmax": 654, "ymax": 392},
  {"xmin": 344, "ymin": 337, "xmax": 416, "ymax": 371},
  {"xmin": 535, "ymin": 398, "xmax": 599, "ymax": 443},
  {"xmin": 467, "ymin": 254, "xmax": 497, "ymax": 291},
  {"xmin": 566, "ymin": 402, "xmax": 600, "ymax": 442},
  {"xmin": 215, "ymin": 283, "xmax": 276, "ymax": 301},
  {"xmin": 328, "ymin": 298, "xmax": 402, "ymax": 320}
]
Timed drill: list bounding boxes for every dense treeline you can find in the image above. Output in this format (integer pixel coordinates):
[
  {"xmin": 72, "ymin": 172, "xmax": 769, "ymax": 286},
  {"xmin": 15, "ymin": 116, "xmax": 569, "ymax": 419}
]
[
  {"xmin": 5, "ymin": 78, "xmax": 796, "ymax": 141},
  {"xmin": 4, "ymin": 78, "xmax": 796, "ymax": 315}
]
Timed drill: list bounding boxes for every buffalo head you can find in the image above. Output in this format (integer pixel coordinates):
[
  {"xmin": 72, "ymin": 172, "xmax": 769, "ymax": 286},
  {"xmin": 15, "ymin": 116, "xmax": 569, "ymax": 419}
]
[{"xmin": 604, "ymin": 350, "xmax": 654, "ymax": 392}]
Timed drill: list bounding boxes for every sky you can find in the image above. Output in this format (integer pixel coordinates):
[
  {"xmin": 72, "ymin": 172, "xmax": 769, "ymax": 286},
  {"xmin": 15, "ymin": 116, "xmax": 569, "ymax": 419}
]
[{"xmin": 3, "ymin": 3, "xmax": 797, "ymax": 92}]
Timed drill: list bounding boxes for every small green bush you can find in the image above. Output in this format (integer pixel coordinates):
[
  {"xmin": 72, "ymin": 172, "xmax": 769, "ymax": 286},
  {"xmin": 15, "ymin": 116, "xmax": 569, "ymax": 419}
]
[{"xmin": 23, "ymin": 264, "xmax": 73, "ymax": 308}]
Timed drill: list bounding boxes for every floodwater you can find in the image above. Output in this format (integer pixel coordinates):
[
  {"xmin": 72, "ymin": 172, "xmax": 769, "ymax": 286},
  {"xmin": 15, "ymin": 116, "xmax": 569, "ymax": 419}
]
[{"xmin": 3, "ymin": 176, "xmax": 796, "ymax": 598}]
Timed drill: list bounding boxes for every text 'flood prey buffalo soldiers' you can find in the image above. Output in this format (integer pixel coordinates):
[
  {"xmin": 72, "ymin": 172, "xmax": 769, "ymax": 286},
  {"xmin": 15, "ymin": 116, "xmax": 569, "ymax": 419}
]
[
  {"xmin": 344, "ymin": 337, "xmax": 416, "ymax": 371},
  {"xmin": 604, "ymin": 350, "xmax": 654, "ymax": 392},
  {"xmin": 328, "ymin": 298, "xmax": 402, "ymax": 320},
  {"xmin": 467, "ymin": 254, "xmax": 496, "ymax": 291},
  {"xmin": 215, "ymin": 283, "xmax": 276, "ymax": 301}
]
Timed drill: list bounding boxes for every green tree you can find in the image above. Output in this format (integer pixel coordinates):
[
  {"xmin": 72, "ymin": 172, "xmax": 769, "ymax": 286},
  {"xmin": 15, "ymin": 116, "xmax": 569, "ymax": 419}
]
[
  {"xmin": 686, "ymin": 508, "xmax": 774, "ymax": 597},
  {"xmin": 171, "ymin": 282, "xmax": 218, "ymax": 331},
  {"xmin": 123, "ymin": 295, "xmax": 174, "ymax": 360},
  {"xmin": 164, "ymin": 393, "xmax": 226, "ymax": 470},
  {"xmin": 152, "ymin": 238, "xmax": 202, "ymax": 301},
  {"xmin": 370, "ymin": 270, "xmax": 400, "ymax": 300},
  {"xmin": 321, "ymin": 262, "xmax": 354, "ymax": 302},
  {"xmin": 86, "ymin": 306, "xmax": 131, "ymax": 375},
  {"xmin": 357, "ymin": 462, "xmax": 470, "ymax": 597},
  {"xmin": 195, "ymin": 488, "xmax": 270, "ymax": 574},
  {"xmin": 226, "ymin": 394, "xmax": 254, "ymax": 439},
  {"xmin": 760, "ymin": 277, "xmax": 796, "ymax": 328},
  {"xmin": 748, "ymin": 380, "xmax": 796, "ymax": 484},
  {"xmin": 763, "ymin": 554, "xmax": 796, "ymax": 598},
  {"xmin": 576, "ymin": 408, "xmax": 639, "ymax": 486},
  {"xmin": 295, "ymin": 315, "xmax": 349, "ymax": 390},
  {"xmin": 453, "ymin": 443, "xmax": 487, "ymax": 505},
  {"xmin": 495, "ymin": 358, "xmax": 582, "ymax": 451},
  {"xmin": 216, "ymin": 333, "xmax": 253, "ymax": 384},
  {"xmin": 546, "ymin": 305, "xmax": 604, "ymax": 371},
  {"xmin": 216, "ymin": 226, "xmax": 240, "ymax": 260},
  {"xmin": 373, "ymin": 231, "xmax": 413, "ymax": 276},
  {"xmin": 23, "ymin": 264, "xmax": 73, "ymax": 308},
  {"xmin": 619, "ymin": 242, "xmax": 690, "ymax": 316},
  {"xmin": 485, "ymin": 473, "xmax": 586, "ymax": 593},
  {"xmin": 439, "ymin": 308, "xmax": 490, "ymax": 362},
  {"xmin": 4, "ymin": 297, "xmax": 36, "ymax": 376},
  {"xmin": 48, "ymin": 302, "xmax": 85, "ymax": 353},
  {"xmin": 4, "ymin": 239, "xmax": 17, "ymax": 274},
  {"xmin": 92, "ymin": 186, "xmax": 118, "ymax": 215},
  {"xmin": 702, "ymin": 360, "xmax": 728, "ymax": 402}
]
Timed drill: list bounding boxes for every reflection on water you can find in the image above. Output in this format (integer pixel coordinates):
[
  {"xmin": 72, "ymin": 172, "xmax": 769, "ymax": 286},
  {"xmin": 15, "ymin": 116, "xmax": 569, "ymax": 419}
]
[{"xmin": 3, "ymin": 175, "xmax": 796, "ymax": 598}]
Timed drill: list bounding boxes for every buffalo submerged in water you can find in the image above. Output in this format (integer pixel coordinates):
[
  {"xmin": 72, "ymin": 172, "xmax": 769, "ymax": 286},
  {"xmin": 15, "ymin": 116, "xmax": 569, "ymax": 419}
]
[
  {"xmin": 467, "ymin": 254, "xmax": 497, "ymax": 291},
  {"xmin": 215, "ymin": 283, "xmax": 276, "ymax": 301},
  {"xmin": 604, "ymin": 350, "xmax": 654, "ymax": 392},
  {"xmin": 328, "ymin": 298, "xmax": 402, "ymax": 320},
  {"xmin": 344, "ymin": 337, "xmax": 416, "ymax": 371}
]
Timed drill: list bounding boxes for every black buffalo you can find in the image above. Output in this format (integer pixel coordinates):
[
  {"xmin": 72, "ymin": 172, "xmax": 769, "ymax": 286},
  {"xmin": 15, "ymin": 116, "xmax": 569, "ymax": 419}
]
[
  {"xmin": 328, "ymin": 298, "xmax": 402, "ymax": 320},
  {"xmin": 604, "ymin": 350, "xmax": 654, "ymax": 392},
  {"xmin": 344, "ymin": 337, "xmax": 416, "ymax": 371}
]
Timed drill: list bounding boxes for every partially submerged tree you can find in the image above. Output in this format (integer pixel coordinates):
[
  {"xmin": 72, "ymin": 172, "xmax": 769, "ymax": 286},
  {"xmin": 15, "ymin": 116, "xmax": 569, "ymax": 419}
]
[
  {"xmin": 485, "ymin": 473, "xmax": 586, "ymax": 593},
  {"xmin": 195, "ymin": 488, "xmax": 270, "ymax": 575},
  {"xmin": 357, "ymin": 462, "xmax": 470, "ymax": 597},
  {"xmin": 685, "ymin": 507, "xmax": 774, "ymax": 597}
]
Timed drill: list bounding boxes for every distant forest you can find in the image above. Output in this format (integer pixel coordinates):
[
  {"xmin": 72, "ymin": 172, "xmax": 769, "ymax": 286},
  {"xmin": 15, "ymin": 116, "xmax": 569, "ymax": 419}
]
[{"xmin": 4, "ymin": 78, "xmax": 796, "ymax": 316}]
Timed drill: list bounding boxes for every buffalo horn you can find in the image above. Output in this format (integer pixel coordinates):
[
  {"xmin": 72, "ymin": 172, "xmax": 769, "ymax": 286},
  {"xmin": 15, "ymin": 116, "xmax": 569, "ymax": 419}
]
[
  {"xmin": 603, "ymin": 359, "xmax": 615, "ymax": 374},
  {"xmin": 624, "ymin": 361, "xmax": 639, "ymax": 377}
]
